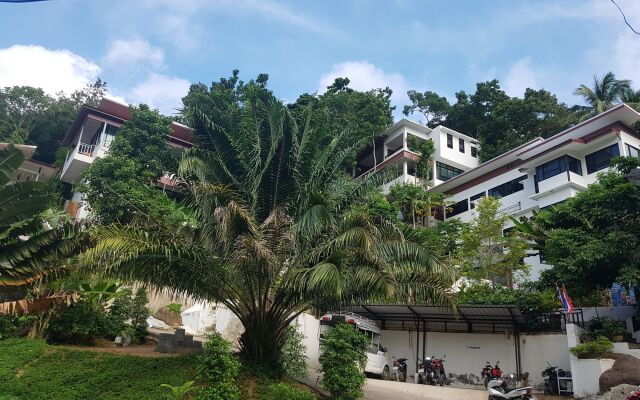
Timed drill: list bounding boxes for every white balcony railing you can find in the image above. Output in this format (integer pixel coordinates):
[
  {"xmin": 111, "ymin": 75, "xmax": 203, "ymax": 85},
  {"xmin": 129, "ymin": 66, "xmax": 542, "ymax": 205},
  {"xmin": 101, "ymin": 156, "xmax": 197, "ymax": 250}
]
[
  {"xmin": 77, "ymin": 142, "xmax": 96, "ymax": 157},
  {"xmin": 499, "ymin": 201, "xmax": 521, "ymax": 215}
]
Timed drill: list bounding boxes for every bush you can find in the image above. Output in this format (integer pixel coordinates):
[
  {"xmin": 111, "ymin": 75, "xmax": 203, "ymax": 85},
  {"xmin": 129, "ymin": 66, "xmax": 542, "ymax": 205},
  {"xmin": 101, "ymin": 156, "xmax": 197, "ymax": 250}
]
[
  {"xmin": 320, "ymin": 323, "xmax": 368, "ymax": 400},
  {"xmin": 46, "ymin": 301, "xmax": 106, "ymax": 344},
  {"xmin": 570, "ymin": 336, "xmax": 614, "ymax": 359},
  {"xmin": 585, "ymin": 317, "xmax": 627, "ymax": 340},
  {"xmin": 197, "ymin": 333, "xmax": 241, "ymax": 400},
  {"xmin": 0, "ymin": 316, "xmax": 16, "ymax": 340},
  {"xmin": 260, "ymin": 383, "xmax": 316, "ymax": 400},
  {"xmin": 281, "ymin": 327, "xmax": 309, "ymax": 379}
]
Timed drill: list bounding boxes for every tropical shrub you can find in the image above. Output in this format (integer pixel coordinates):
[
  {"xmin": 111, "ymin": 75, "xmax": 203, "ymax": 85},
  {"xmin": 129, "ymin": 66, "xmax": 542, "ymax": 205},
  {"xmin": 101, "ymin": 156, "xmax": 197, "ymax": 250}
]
[
  {"xmin": 197, "ymin": 333, "xmax": 241, "ymax": 400},
  {"xmin": 167, "ymin": 303, "xmax": 182, "ymax": 314},
  {"xmin": 570, "ymin": 336, "xmax": 614, "ymax": 359},
  {"xmin": 320, "ymin": 323, "xmax": 368, "ymax": 400},
  {"xmin": 582, "ymin": 317, "xmax": 627, "ymax": 341},
  {"xmin": 0, "ymin": 316, "xmax": 16, "ymax": 340},
  {"xmin": 46, "ymin": 300, "xmax": 107, "ymax": 344},
  {"xmin": 160, "ymin": 381, "xmax": 197, "ymax": 400},
  {"xmin": 281, "ymin": 327, "xmax": 309, "ymax": 379},
  {"xmin": 259, "ymin": 383, "xmax": 316, "ymax": 400}
]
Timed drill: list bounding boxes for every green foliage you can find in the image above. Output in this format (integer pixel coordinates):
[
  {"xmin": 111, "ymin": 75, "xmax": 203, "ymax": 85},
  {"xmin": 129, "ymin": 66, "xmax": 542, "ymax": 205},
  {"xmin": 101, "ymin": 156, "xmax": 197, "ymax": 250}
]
[
  {"xmin": 457, "ymin": 284, "xmax": 559, "ymax": 331},
  {"xmin": 46, "ymin": 300, "xmax": 110, "ymax": 344},
  {"xmin": 320, "ymin": 323, "xmax": 368, "ymax": 400},
  {"xmin": 0, "ymin": 316, "xmax": 16, "ymax": 340},
  {"xmin": 403, "ymin": 90, "xmax": 450, "ymax": 127},
  {"xmin": 0, "ymin": 338, "xmax": 197, "ymax": 399},
  {"xmin": 281, "ymin": 327, "xmax": 309, "ymax": 379},
  {"xmin": 389, "ymin": 183, "xmax": 446, "ymax": 227},
  {"xmin": 80, "ymin": 104, "xmax": 183, "ymax": 226},
  {"xmin": 259, "ymin": 383, "xmax": 316, "ymax": 400},
  {"xmin": 160, "ymin": 381, "xmax": 197, "ymax": 400},
  {"xmin": 167, "ymin": 303, "xmax": 182, "ymax": 314},
  {"xmin": 348, "ymin": 190, "xmax": 398, "ymax": 222},
  {"xmin": 0, "ymin": 144, "xmax": 90, "ymax": 286},
  {"xmin": 534, "ymin": 171, "xmax": 640, "ymax": 296},
  {"xmin": 575, "ymin": 72, "xmax": 630, "ymax": 117},
  {"xmin": 197, "ymin": 333, "xmax": 241, "ymax": 400},
  {"xmin": 612, "ymin": 155, "xmax": 640, "ymax": 174},
  {"xmin": 459, "ymin": 197, "xmax": 529, "ymax": 287},
  {"xmin": 582, "ymin": 317, "xmax": 628, "ymax": 341},
  {"xmin": 570, "ymin": 336, "xmax": 614, "ymax": 359}
]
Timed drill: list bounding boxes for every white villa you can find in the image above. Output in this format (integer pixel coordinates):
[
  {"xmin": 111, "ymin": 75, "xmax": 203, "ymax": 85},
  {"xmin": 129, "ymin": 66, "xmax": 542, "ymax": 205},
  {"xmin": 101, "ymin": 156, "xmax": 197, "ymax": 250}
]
[{"xmin": 355, "ymin": 104, "xmax": 640, "ymax": 281}]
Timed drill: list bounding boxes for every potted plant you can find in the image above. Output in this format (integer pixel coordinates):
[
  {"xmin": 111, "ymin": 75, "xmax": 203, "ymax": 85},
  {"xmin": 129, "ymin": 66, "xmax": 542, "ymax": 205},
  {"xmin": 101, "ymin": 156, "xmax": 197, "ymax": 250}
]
[{"xmin": 599, "ymin": 318, "xmax": 627, "ymax": 342}]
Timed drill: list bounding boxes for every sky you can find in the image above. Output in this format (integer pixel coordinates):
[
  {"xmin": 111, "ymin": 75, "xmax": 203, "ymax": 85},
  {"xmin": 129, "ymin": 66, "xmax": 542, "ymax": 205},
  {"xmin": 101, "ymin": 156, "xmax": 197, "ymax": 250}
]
[{"xmin": 1, "ymin": 0, "xmax": 640, "ymax": 118}]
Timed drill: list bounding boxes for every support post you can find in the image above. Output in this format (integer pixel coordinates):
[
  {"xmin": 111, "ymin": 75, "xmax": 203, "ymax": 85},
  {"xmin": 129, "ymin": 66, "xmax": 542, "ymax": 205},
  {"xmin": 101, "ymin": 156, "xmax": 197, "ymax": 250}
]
[
  {"xmin": 414, "ymin": 322, "xmax": 421, "ymax": 383},
  {"xmin": 514, "ymin": 325, "xmax": 522, "ymax": 381}
]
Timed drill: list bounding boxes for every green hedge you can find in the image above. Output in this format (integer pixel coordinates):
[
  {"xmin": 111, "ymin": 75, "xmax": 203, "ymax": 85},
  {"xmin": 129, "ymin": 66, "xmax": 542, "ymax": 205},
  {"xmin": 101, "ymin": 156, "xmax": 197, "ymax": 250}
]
[{"xmin": 570, "ymin": 336, "xmax": 614, "ymax": 359}]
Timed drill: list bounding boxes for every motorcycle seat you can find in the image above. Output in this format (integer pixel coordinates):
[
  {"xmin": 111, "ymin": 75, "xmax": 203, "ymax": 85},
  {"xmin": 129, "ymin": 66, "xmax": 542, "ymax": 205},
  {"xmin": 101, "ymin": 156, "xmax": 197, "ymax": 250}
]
[{"xmin": 494, "ymin": 386, "xmax": 531, "ymax": 394}]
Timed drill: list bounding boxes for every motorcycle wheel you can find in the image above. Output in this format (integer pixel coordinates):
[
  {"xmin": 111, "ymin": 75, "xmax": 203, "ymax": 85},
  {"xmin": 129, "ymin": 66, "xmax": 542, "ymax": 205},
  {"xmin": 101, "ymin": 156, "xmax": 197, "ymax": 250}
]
[
  {"xmin": 381, "ymin": 366, "xmax": 390, "ymax": 381},
  {"xmin": 439, "ymin": 371, "xmax": 445, "ymax": 386},
  {"xmin": 432, "ymin": 371, "xmax": 439, "ymax": 386}
]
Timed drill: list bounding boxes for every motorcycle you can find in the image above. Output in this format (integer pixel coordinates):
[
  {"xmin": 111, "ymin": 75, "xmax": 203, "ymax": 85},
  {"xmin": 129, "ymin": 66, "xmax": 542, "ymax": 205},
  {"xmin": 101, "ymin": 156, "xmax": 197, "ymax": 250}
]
[
  {"xmin": 431, "ymin": 355, "xmax": 446, "ymax": 386},
  {"xmin": 541, "ymin": 362, "xmax": 570, "ymax": 395},
  {"xmin": 417, "ymin": 357, "xmax": 434, "ymax": 384},
  {"xmin": 627, "ymin": 388, "xmax": 640, "ymax": 400},
  {"xmin": 482, "ymin": 361, "xmax": 502, "ymax": 387},
  {"xmin": 392, "ymin": 357, "xmax": 408, "ymax": 382},
  {"xmin": 487, "ymin": 376, "xmax": 534, "ymax": 400}
]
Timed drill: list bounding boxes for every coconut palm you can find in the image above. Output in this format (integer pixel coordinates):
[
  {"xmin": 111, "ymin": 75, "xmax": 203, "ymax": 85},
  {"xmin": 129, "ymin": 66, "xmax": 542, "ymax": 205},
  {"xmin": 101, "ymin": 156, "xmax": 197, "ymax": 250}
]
[
  {"xmin": 621, "ymin": 88, "xmax": 640, "ymax": 111},
  {"xmin": 574, "ymin": 72, "xmax": 630, "ymax": 118},
  {"xmin": 0, "ymin": 144, "xmax": 89, "ymax": 286},
  {"xmin": 81, "ymin": 88, "xmax": 453, "ymax": 365}
]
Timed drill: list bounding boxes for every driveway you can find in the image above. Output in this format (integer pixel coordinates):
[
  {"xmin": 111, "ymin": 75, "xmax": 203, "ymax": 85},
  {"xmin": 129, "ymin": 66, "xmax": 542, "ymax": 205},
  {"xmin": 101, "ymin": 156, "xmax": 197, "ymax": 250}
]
[{"xmin": 363, "ymin": 379, "xmax": 487, "ymax": 400}]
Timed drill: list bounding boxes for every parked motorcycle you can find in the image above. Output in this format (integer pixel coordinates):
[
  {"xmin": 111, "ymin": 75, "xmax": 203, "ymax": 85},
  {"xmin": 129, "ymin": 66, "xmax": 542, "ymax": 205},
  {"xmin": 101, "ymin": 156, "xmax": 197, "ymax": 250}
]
[
  {"xmin": 487, "ymin": 376, "xmax": 534, "ymax": 400},
  {"xmin": 482, "ymin": 361, "xmax": 503, "ymax": 387},
  {"xmin": 417, "ymin": 357, "xmax": 433, "ymax": 384},
  {"xmin": 542, "ymin": 362, "xmax": 570, "ymax": 395},
  {"xmin": 431, "ymin": 355, "xmax": 446, "ymax": 386},
  {"xmin": 627, "ymin": 388, "xmax": 640, "ymax": 400},
  {"xmin": 392, "ymin": 357, "xmax": 408, "ymax": 382}
]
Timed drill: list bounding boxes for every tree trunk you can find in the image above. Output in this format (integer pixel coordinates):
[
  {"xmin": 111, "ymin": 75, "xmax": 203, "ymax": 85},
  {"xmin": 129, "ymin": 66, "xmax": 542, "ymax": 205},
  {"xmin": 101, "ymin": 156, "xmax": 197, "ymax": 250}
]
[{"xmin": 237, "ymin": 307, "xmax": 292, "ymax": 373}]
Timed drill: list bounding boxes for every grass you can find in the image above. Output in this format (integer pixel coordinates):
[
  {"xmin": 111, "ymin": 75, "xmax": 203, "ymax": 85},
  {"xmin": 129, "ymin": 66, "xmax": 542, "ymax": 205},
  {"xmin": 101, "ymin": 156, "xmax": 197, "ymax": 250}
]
[{"xmin": 0, "ymin": 338, "xmax": 197, "ymax": 400}]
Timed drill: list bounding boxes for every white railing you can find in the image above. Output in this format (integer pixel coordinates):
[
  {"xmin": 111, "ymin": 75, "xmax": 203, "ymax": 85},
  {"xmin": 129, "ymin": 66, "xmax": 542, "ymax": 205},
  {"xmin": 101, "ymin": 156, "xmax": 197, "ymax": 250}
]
[
  {"xmin": 77, "ymin": 142, "xmax": 96, "ymax": 157},
  {"xmin": 499, "ymin": 201, "xmax": 521, "ymax": 215}
]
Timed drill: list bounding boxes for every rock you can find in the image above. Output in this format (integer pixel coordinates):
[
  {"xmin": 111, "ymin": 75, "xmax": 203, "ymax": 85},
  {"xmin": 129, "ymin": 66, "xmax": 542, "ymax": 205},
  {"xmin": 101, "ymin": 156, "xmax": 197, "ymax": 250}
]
[
  {"xmin": 154, "ymin": 305, "xmax": 183, "ymax": 327},
  {"xmin": 610, "ymin": 384, "xmax": 639, "ymax": 400},
  {"xmin": 147, "ymin": 316, "xmax": 170, "ymax": 330},
  {"xmin": 600, "ymin": 355, "xmax": 640, "ymax": 393}
]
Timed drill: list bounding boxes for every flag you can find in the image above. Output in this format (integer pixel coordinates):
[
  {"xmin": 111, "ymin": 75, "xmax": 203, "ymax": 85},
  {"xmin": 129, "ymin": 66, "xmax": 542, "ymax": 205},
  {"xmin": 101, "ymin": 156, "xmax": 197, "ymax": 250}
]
[{"xmin": 557, "ymin": 285, "xmax": 574, "ymax": 314}]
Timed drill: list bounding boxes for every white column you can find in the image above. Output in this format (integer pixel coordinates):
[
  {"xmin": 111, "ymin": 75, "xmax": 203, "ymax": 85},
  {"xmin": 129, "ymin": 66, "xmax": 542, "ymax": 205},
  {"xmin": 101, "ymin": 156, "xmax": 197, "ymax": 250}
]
[
  {"xmin": 403, "ymin": 128, "xmax": 407, "ymax": 150},
  {"xmin": 403, "ymin": 160, "xmax": 408, "ymax": 183}
]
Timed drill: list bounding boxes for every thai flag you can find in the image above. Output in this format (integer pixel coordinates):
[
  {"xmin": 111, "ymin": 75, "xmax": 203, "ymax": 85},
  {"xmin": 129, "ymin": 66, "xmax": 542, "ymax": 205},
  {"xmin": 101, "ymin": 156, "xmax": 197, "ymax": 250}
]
[{"xmin": 557, "ymin": 285, "xmax": 574, "ymax": 314}]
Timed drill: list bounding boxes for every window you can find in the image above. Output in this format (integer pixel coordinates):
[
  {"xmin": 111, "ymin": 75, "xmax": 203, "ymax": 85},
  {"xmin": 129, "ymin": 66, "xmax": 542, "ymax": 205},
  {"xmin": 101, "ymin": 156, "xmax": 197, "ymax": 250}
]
[
  {"xmin": 436, "ymin": 161, "xmax": 463, "ymax": 181},
  {"xmin": 585, "ymin": 144, "xmax": 620, "ymax": 174},
  {"xmin": 627, "ymin": 143, "xmax": 640, "ymax": 158},
  {"xmin": 469, "ymin": 191, "xmax": 485, "ymax": 209},
  {"xmin": 471, "ymin": 146, "xmax": 477, "ymax": 158},
  {"xmin": 459, "ymin": 138, "xmax": 465, "ymax": 153},
  {"xmin": 488, "ymin": 175, "xmax": 527, "ymax": 198},
  {"xmin": 447, "ymin": 134, "xmax": 453, "ymax": 149},
  {"xmin": 535, "ymin": 155, "xmax": 582, "ymax": 182},
  {"xmin": 446, "ymin": 199, "xmax": 469, "ymax": 218}
]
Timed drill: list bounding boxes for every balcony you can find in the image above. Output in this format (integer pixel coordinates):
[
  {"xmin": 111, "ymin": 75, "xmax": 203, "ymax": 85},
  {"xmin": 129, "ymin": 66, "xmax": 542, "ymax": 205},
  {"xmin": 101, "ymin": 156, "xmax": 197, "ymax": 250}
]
[
  {"xmin": 531, "ymin": 171, "xmax": 586, "ymax": 200},
  {"xmin": 60, "ymin": 141, "xmax": 106, "ymax": 184}
]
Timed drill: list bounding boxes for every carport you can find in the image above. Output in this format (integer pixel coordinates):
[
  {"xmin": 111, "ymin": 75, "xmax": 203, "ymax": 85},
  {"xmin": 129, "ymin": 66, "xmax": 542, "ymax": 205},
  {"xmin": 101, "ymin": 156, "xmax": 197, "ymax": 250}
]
[{"xmin": 340, "ymin": 304, "xmax": 525, "ymax": 379}]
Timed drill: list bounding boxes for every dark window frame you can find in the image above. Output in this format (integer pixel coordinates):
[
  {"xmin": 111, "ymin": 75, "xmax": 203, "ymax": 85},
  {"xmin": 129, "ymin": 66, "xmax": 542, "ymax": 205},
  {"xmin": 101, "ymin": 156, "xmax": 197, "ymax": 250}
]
[
  {"xmin": 446, "ymin": 199, "xmax": 469, "ymax": 218},
  {"xmin": 585, "ymin": 144, "xmax": 620, "ymax": 174},
  {"xmin": 535, "ymin": 155, "xmax": 582, "ymax": 182},
  {"xmin": 436, "ymin": 161, "xmax": 463, "ymax": 181},
  {"xmin": 626, "ymin": 143, "xmax": 640, "ymax": 158},
  {"xmin": 469, "ymin": 191, "xmax": 485, "ymax": 209},
  {"xmin": 471, "ymin": 146, "xmax": 477, "ymax": 158},
  {"xmin": 459, "ymin": 138, "xmax": 465, "ymax": 153},
  {"xmin": 488, "ymin": 175, "xmax": 527, "ymax": 199},
  {"xmin": 446, "ymin": 134, "xmax": 453, "ymax": 149}
]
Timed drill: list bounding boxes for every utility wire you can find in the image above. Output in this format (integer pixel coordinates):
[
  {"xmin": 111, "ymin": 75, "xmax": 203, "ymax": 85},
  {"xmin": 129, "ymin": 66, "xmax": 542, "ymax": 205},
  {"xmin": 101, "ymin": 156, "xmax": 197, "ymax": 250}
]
[{"xmin": 610, "ymin": 0, "xmax": 640, "ymax": 35}]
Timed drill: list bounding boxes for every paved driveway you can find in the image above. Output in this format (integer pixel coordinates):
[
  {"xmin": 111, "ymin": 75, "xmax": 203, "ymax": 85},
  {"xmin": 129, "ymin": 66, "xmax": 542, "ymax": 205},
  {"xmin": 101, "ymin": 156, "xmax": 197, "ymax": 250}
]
[{"xmin": 363, "ymin": 379, "xmax": 487, "ymax": 400}]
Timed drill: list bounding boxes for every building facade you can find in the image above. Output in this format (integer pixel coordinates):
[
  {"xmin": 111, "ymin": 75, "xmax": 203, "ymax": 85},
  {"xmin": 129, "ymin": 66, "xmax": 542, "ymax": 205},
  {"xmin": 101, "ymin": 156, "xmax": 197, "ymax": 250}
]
[
  {"xmin": 59, "ymin": 97, "xmax": 192, "ymax": 220},
  {"xmin": 0, "ymin": 143, "xmax": 57, "ymax": 183}
]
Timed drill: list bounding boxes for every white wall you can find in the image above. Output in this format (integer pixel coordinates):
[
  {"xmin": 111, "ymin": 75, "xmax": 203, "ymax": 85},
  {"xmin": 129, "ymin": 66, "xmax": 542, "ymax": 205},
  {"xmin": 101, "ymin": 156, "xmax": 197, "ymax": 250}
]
[{"xmin": 295, "ymin": 313, "xmax": 322, "ymax": 370}]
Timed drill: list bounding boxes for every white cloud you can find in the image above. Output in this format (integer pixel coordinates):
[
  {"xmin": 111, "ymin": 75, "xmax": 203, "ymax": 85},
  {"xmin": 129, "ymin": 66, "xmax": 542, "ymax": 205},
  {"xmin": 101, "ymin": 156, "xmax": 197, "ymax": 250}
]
[
  {"xmin": 0, "ymin": 45, "xmax": 101, "ymax": 95},
  {"xmin": 103, "ymin": 38, "xmax": 164, "ymax": 69},
  {"xmin": 503, "ymin": 57, "xmax": 539, "ymax": 97},
  {"xmin": 128, "ymin": 73, "xmax": 190, "ymax": 115},
  {"xmin": 318, "ymin": 61, "xmax": 408, "ymax": 105}
]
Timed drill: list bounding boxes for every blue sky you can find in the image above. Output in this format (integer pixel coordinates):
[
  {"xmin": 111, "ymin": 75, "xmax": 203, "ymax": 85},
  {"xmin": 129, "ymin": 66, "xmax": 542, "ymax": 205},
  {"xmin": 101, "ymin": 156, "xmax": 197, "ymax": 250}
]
[{"xmin": 1, "ymin": 0, "xmax": 640, "ymax": 117}]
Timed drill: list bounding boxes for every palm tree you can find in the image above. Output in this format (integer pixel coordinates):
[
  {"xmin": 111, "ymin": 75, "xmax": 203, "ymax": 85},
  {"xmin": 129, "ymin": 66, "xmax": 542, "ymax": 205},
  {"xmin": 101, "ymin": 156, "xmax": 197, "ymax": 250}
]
[
  {"xmin": 621, "ymin": 88, "xmax": 640, "ymax": 111},
  {"xmin": 0, "ymin": 144, "xmax": 89, "ymax": 286},
  {"xmin": 81, "ymin": 88, "xmax": 453, "ymax": 365},
  {"xmin": 574, "ymin": 72, "xmax": 630, "ymax": 118}
]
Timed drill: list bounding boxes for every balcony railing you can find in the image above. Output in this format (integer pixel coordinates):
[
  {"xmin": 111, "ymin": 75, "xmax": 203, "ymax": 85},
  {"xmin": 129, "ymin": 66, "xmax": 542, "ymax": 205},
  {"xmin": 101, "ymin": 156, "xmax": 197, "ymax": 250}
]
[
  {"xmin": 499, "ymin": 201, "xmax": 521, "ymax": 215},
  {"xmin": 77, "ymin": 142, "xmax": 96, "ymax": 157}
]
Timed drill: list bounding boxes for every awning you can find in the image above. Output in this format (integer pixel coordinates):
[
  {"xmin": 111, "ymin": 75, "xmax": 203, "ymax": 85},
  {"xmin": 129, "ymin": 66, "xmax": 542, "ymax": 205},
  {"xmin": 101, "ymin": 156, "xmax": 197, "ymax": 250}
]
[{"xmin": 339, "ymin": 304, "xmax": 524, "ymax": 333}]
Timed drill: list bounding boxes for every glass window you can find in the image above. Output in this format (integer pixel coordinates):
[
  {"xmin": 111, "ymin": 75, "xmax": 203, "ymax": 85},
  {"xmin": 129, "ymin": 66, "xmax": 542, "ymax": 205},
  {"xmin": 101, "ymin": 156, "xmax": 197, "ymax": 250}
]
[
  {"xmin": 585, "ymin": 144, "xmax": 620, "ymax": 174},
  {"xmin": 488, "ymin": 175, "xmax": 527, "ymax": 198},
  {"xmin": 469, "ymin": 191, "xmax": 485, "ymax": 209},
  {"xmin": 471, "ymin": 146, "xmax": 477, "ymax": 158},
  {"xmin": 436, "ymin": 161, "xmax": 463, "ymax": 181},
  {"xmin": 459, "ymin": 138, "xmax": 465, "ymax": 153},
  {"xmin": 535, "ymin": 155, "xmax": 582, "ymax": 182},
  {"xmin": 446, "ymin": 199, "xmax": 469, "ymax": 218},
  {"xmin": 627, "ymin": 143, "xmax": 640, "ymax": 158},
  {"xmin": 447, "ymin": 134, "xmax": 453, "ymax": 149}
]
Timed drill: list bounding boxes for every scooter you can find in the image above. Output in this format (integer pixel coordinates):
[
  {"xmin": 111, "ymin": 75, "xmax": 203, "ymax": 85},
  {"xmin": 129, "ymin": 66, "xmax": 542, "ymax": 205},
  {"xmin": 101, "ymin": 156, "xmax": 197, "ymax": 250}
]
[
  {"xmin": 541, "ymin": 362, "xmax": 570, "ymax": 395},
  {"xmin": 487, "ymin": 376, "xmax": 534, "ymax": 400},
  {"xmin": 431, "ymin": 355, "xmax": 446, "ymax": 386},
  {"xmin": 392, "ymin": 357, "xmax": 408, "ymax": 382},
  {"xmin": 482, "ymin": 361, "xmax": 503, "ymax": 387}
]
